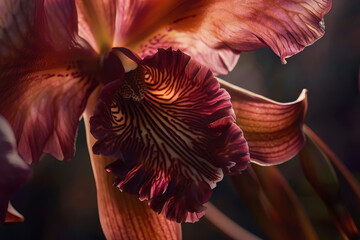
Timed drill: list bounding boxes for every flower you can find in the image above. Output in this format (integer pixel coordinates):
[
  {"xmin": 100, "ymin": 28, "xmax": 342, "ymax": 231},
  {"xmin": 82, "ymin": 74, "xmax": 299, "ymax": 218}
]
[
  {"xmin": 90, "ymin": 48, "xmax": 250, "ymax": 223},
  {"xmin": 0, "ymin": 0, "xmax": 330, "ymax": 238}
]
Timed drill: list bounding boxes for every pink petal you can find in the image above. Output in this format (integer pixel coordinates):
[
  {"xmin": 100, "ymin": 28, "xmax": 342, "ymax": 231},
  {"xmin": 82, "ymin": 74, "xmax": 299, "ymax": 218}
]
[
  {"xmin": 0, "ymin": 115, "xmax": 32, "ymax": 225},
  {"xmin": 0, "ymin": 59, "xmax": 98, "ymax": 164},
  {"xmin": 0, "ymin": 1, "xmax": 98, "ymax": 163},
  {"xmin": 219, "ymin": 79, "xmax": 307, "ymax": 165},
  {"xmin": 90, "ymin": 48, "xmax": 250, "ymax": 222},
  {"xmin": 117, "ymin": 0, "xmax": 331, "ymax": 75}
]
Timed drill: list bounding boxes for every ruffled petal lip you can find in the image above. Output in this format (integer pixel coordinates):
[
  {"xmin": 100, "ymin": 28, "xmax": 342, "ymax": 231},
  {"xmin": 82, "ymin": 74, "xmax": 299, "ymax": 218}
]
[{"xmin": 90, "ymin": 48, "xmax": 250, "ymax": 222}]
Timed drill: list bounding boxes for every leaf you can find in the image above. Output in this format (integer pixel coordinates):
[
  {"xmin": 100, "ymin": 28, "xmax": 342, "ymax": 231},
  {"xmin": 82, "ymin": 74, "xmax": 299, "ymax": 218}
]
[
  {"xmin": 230, "ymin": 164, "xmax": 318, "ymax": 240},
  {"xmin": 300, "ymin": 126, "xmax": 359, "ymax": 239}
]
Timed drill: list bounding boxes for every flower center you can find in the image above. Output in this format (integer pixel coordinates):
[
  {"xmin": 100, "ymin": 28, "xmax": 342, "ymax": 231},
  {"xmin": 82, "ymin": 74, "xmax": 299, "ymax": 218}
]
[
  {"xmin": 99, "ymin": 49, "xmax": 147, "ymax": 101},
  {"xmin": 118, "ymin": 66, "xmax": 147, "ymax": 101}
]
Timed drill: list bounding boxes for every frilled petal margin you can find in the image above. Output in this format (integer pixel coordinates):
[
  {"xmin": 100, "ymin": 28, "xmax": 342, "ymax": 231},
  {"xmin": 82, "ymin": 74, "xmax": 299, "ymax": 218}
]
[
  {"xmin": 90, "ymin": 48, "xmax": 250, "ymax": 222},
  {"xmin": 0, "ymin": 115, "xmax": 32, "ymax": 224},
  {"xmin": 218, "ymin": 79, "xmax": 307, "ymax": 165},
  {"xmin": 119, "ymin": 0, "xmax": 332, "ymax": 74}
]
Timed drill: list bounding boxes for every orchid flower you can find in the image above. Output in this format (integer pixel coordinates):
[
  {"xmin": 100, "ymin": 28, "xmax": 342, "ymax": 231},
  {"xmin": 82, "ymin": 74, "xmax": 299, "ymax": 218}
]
[{"xmin": 0, "ymin": 0, "xmax": 331, "ymax": 239}]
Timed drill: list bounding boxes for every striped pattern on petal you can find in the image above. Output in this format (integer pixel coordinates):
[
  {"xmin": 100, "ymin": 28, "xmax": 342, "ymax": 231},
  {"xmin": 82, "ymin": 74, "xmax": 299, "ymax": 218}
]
[{"xmin": 90, "ymin": 48, "xmax": 249, "ymax": 222}]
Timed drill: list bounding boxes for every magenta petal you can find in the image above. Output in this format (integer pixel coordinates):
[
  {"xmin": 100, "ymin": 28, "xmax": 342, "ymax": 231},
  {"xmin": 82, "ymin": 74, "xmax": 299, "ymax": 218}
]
[
  {"xmin": 0, "ymin": 115, "xmax": 32, "ymax": 224},
  {"xmin": 124, "ymin": 0, "xmax": 331, "ymax": 74},
  {"xmin": 90, "ymin": 48, "xmax": 250, "ymax": 222}
]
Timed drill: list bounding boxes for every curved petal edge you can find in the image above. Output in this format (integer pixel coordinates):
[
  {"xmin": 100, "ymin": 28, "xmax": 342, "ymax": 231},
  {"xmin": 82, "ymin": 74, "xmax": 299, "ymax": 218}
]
[
  {"xmin": 123, "ymin": 0, "xmax": 332, "ymax": 74},
  {"xmin": 218, "ymin": 79, "xmax": 307, "ymax": 165}
]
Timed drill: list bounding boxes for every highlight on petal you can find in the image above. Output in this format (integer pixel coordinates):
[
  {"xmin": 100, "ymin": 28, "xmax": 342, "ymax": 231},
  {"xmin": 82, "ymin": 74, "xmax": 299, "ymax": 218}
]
[
  {"xmin": 75, "ymin": 0, "xmax": 117, "ymax": 52},
  {"xmin": 218, "ymin": 79, "xmax": 307, "ymax": 165},
  {"xmin": 90, "ymin": 48, "xmax": 250, "ymax": 222},
  {"xmin": 119, "ymin": 0, "xmax": 332, "ymax": 74},
  {"xmin": 0, "ymin": 115, "xmax": 32, "ymax": 225}
]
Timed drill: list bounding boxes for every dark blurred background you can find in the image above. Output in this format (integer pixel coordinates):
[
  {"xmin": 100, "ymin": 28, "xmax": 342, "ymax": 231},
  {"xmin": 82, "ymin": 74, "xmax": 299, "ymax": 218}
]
[{"xmin": 1, "ymin": 0, "xmax": 359, "ymax": 239}]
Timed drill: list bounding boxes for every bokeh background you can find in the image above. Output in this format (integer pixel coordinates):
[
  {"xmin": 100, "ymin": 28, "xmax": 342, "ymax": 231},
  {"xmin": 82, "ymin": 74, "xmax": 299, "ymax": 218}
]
[{"xmin": 1, "ymin": 0, "xmax": 359, "ymax": 239}]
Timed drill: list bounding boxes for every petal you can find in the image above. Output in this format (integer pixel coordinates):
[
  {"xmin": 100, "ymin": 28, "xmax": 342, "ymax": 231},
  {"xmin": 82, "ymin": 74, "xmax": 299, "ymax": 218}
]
[
  {"xmin": 0, "ymin": 1, "xmax": 98, "ymax": 163},
  {"xmin": 5, "ymin": 203, "xmax": 24, "ymax": 224},
  {"xmin": 0, "ymin": 0, "xmax": 87, "ymax": 64},
  {"xmin": 118, "ymin": 0, "xmax": 331, "ymax": 75},
  {"xmin": 0, "ymin": 53, "xmax": 98, "ymax": 163},
  {"xmin": 90, "ymin": 48, "xmax": 250, "ymax": 222},
  {"xmin": 43, "ymin": 0, "xmax": 81, "ymax": 48},
  {"xmin": 75, "ymin": 0, "xmax": 117, "ymax": 53},
  {"xmin": 0, "ymin": 115, "xmax": 32, "ymax": 225},
  {"xmin": 83, "ymin": 99, "xmax": 181, "ymax": 239},
  {"xmin": 218, "ymin": 79, "xmax": 307, "ymax": 165}
]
